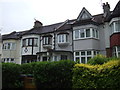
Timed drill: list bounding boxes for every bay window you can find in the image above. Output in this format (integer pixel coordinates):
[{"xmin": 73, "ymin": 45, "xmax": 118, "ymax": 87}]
[
  {"xmin": 74, "ymin": 50, "xmax": 99, "ymax": 63},
  {"xmin": 58, "ymin": 34, "xmax": 68, "ymax": 43},
  {"xmin": 22, "ymin": 38, "xmax": 38, "ymax": 47},
  {"xmin": 74, "ymin": 28, "xmax": 99, "ymax": 40},
  {"xmin": 111, "ymin": 20, "xmax": 120, "ymax": 34},
  {"xmin": 43, "ymin": 36, "xmax": 52, "ymax": 45}
]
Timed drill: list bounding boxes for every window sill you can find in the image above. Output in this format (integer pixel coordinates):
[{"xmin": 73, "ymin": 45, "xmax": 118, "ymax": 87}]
[
  {"xmin": 43, "ymin": 44, "xmax": 52, "ymax": 48},
  {"xmin": 58, "ymin": 42, "xmax": 69, "ymax": 47},
  {"xmin": 74, "ymin": 37, "xmax": 99, "ymax": 41}
]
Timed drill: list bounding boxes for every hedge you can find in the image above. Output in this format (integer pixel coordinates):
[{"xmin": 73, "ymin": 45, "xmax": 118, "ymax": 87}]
[
  {"xmin": 2, "ymin": 63, "xmax": 23, "ymax": 89},
  {"xmin": 33, "ymin": 60, "xmax": 75, "ymax": 89},
  {"xmin": 72, "ymin": 60, "xmax": 120, "ymax": 89}
]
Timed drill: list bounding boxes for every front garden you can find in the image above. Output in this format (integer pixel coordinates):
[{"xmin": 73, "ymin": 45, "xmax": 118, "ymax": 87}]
[{"xmin": 2, "ymin": 55, "xmax": 120, "ymax": 89}]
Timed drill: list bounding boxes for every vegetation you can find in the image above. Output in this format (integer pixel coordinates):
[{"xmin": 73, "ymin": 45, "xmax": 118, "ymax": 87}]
[
  {"xmin": 2, "ymin": 63, "xmax": 23, "ymax": 89},
  {"xmin": 33, "ymin": 60, "xmax": 75, "ymax": 88},
  {"xmin": 2, "ymin": 56, "xmax": 120, "ymax": 89},
  {"xmin": 72, "ymin": 59, "xmax": 120, "ymax": 89}
]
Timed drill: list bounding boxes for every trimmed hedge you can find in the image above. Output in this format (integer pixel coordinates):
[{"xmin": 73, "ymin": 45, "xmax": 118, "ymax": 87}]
[
  {"xmin": 20, "ymin": 62, "xmax": 36, "ymax": 75},
  {"xmin": 2, "ymin": 63, "xmax": 22, "ymax": 88},
  {"xmin": 33, "ymin": 60, "xmax": 75, "ymax": 88},
  {"xmin": 72, "ymin": 60, "xmax": 120, "ymax": 89}
]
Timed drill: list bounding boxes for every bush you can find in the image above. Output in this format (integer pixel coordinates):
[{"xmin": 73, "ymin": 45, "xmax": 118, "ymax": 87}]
[
  {"xmin": 72, "ymin": 60, "xmax": 120, "ymax": 89},
  {"xmin": 2, "ymin": 63, "xmax": 23, "ymax": 89},
  {"xmin": 20, "ymin": 62, "xmax": 36, "ymax": 75},
  {"xmin": 87, "ymin": 54, "xmax": 108, "ymax": 65},
  {"xmin": 34, "ymin": 60, "xmax": 75, "ymax": 89}
]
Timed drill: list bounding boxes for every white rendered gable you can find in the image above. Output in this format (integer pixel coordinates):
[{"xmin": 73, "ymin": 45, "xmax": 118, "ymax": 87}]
[{"xmin": 77, "ymin": 7, "xmax": 92, "ymax": 21}]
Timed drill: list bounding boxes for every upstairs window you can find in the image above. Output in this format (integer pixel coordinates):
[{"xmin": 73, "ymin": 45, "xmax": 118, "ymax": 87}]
[
  {"xmin": 22, "ymin": 38, "xmax": 38, "ymax": 47},
  {"xmin": 110, "ymin": 20, "xmax": 120, "ymax": 34},
  {"xmin": 3, "ymin": 43, "xmax": 16, "ymax": 50},
  {"xmin": 58, "ymin": 34, "xmax": 68, "ymax": 43},
  {"xmin": 74, "ymin": 28, "xmax": 99, "ymax": 40},
  {"xmin": 43, "ymin": 36, "xmax": 52, "ymax": 45}
]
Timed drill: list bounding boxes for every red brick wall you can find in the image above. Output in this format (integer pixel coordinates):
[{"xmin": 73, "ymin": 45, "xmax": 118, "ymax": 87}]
[{"xmin": 110, "ymin": 33, "xmax": 120, "ymax": 47}]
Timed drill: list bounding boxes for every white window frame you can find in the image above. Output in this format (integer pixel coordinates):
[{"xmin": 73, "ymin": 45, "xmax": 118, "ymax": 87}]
[
  {"xmin": 112, "ymin": 46, "xmax": 120, "ymax": 57},
  {"xmin": 43, "ymin": 36, "xmax": 52, "ymax": 45},
  {"xmin": 3, "ymin": 43, "xmax": 16, "ymax": 50},
  {"xmin": 73, "ymin": 28, "xmax": 99, "ymax": 40},
  {"xmin": 74, "ymin": 50, "xmax": 99, "ymax": 63},
  {"xmin": 58, "ymin": 34, "xmax": 68, "ymax": 43}
]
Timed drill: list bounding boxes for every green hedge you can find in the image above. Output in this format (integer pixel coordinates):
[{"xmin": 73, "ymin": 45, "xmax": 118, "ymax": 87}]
[
  {"xmin": 2, "ymin": 63, "xmax": 22, "ymax": 88},
  {"xmin": 20, "ymin": 62, "xmax": 36, "ymax": 75},
  {"xmin": 72, "ymin": 60, "xmax": 120, "ymax": 89},
  {"xmin": 33, "ymin": 60, "xmax": 75, "ymax": 88}
]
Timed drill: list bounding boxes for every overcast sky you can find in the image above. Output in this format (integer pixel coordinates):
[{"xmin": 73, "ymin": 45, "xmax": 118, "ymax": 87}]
[{"xmin": 0, "ymin": 0, "xmax": 119, "ymax": 34}]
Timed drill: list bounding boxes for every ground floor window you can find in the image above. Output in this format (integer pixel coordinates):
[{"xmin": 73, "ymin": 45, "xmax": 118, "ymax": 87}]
[
  {"xmin": 74, "ymin": 50, "xmax": 99, "ymax": 63},
  {"xmin": 2, "ymin": 58, "xmax": 15, "ymax": 63},
  {"xmin": 42, "ymin": 57, "xmax": 47, "ymax": 61},
  {"xmin": 61, "ymin": 55, "xmax": 67, "ymax": 60},
  {"xmin": 112, "ymin": 46, "xmax": 120, "ymax": 57},
  {"xmin": 22, "ymin": 59, "xmax": 37, "ymax": 63}
]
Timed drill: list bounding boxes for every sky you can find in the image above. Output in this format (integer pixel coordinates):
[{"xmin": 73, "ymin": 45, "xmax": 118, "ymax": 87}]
[{"xmin": 0, "ymin": 0, "xmax": 119, "ymax": 35}]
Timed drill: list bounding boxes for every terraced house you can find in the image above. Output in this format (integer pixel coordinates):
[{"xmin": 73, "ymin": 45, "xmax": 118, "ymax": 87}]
[{"xmin": 1, "ymin": 1, "xmax": 120, "ymax": 64}]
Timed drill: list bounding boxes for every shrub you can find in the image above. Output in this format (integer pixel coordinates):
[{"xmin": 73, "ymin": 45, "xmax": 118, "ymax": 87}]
[
  {"xmin": 20, "ymin": 62, "xmax": 36, "ymax": 75},
  {"xmin": 87, "ymin": 54, "xmax": 108, "ymax": 65},
  {"xmin": 2, "ymin": 63, "xmax": 23, "ymax": 89},
  {"xmin": 34, "ymin": 60, "xmax": 75, "ymax": 89},
  {"xmin": 72, "ymin": 60, "xmax": 120, "ymax": 89}
]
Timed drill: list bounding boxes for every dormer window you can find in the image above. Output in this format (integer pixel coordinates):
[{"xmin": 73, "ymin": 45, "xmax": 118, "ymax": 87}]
[
  {"xmin": 58, "ymin": 34, "xmax": 68, "ymax": 43},
  {"xmin": 43, "ymin": 36, "xmax": 52, "ymax": 45}
]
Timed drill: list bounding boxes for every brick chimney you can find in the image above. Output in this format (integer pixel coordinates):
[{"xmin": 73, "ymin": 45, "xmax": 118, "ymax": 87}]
[
  {"xmin": 33, "ymin": 20, "xmax": 43, "ymax": 28},
  {"xmin": 103, "ymin": 2, "xmax": 110, "ymax": 17}
]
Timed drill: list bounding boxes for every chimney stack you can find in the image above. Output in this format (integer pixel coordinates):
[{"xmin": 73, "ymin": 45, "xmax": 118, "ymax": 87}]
[
  {"xmin": 33, "ymin": 20, "xmax": 43, "ymax": 28},
  {"xmin": 103, "ymin": 2, "xmax": 110, "ymax": 17}
]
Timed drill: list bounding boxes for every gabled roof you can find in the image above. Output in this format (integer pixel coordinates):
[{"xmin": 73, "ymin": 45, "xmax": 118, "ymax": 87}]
[
  {"xmin": 77, "ymin": 7, "xmax": 93, "ymax": 21},
  {"xmin": 73, "ymin": 13, "xmax": 104, "ymax": 26},
  {"xmin": 106, "ymin": 1, "xmax": 120, "ymax": 21}
]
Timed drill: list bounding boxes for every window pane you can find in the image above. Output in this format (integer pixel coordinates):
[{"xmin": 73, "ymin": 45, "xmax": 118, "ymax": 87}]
[
  {"xmin": 34, "ymin": 38, "xmax": 38, "ymax": 46},
  {"xmin": 96, "ymin": 30, "xmax": 98, "ymax": 38},
  {"xmin": 94, "ymin": 51, "xmax": 96, "ymax": 55},
  {"xmin": 76, "ymin": 57, "xmax": 80, "ymax": 62},
  {"xmin": 48, "ymin": 37, "xmax": 52, "ymax": 44},
  {"xmin": 62, "ymin": 35, "xmax": 64, "ymax": 42},
  {"xmin": 8, "ymin": 43, "xmax": 10, "ymax": 49},
  {"xmin": 117, "ymin": 46, "xmax": 120, "ymax": 51},
  {"xmin": 87, "ymin": 57, "xmax": 91, "ymax": 62},
  {"xmin": 29, "ymin": 39, "xmax": 32, "ymax": 46},
  {"xmin": 23, "ymin": 39, "xmax": 26, "ymax": 46},
  {"xmin": 92, "ymin": 29, "xmax": 95, "ymax": 37},
  {"xmin": 86, "ymin": 29, "xmax": 90, "ymax": 37},
  {"xmin": 81, "ymin": 57, "xmax": 85, "ymax": 63},
  {"xmin": 81, "ymin": 51, "xmax": 85, "ymax": 55},
  {"xmin": 26, "ymin": 39, "xmax": 28, "ymax": 46},
  {"xmin": 75, "ymin": 52, "xmax": 79, "ymax": 56},
  {"xmin": 75, "ymin": 30, "xmax": 79, "ymax": 39},
  {"xmin": 87, "ymin": 51, "xmax": 91, "ymax": 55},
  {"xmin": 80, "ymin": 30, "xmax": 85, "ymax": 38},
  {"xmin": 58, "ymin": 35, "xmax": 61, "ymax": 43},
  {"xmin": 61, "ymin": 55, "xmax": 67, "ymax": 60}
]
